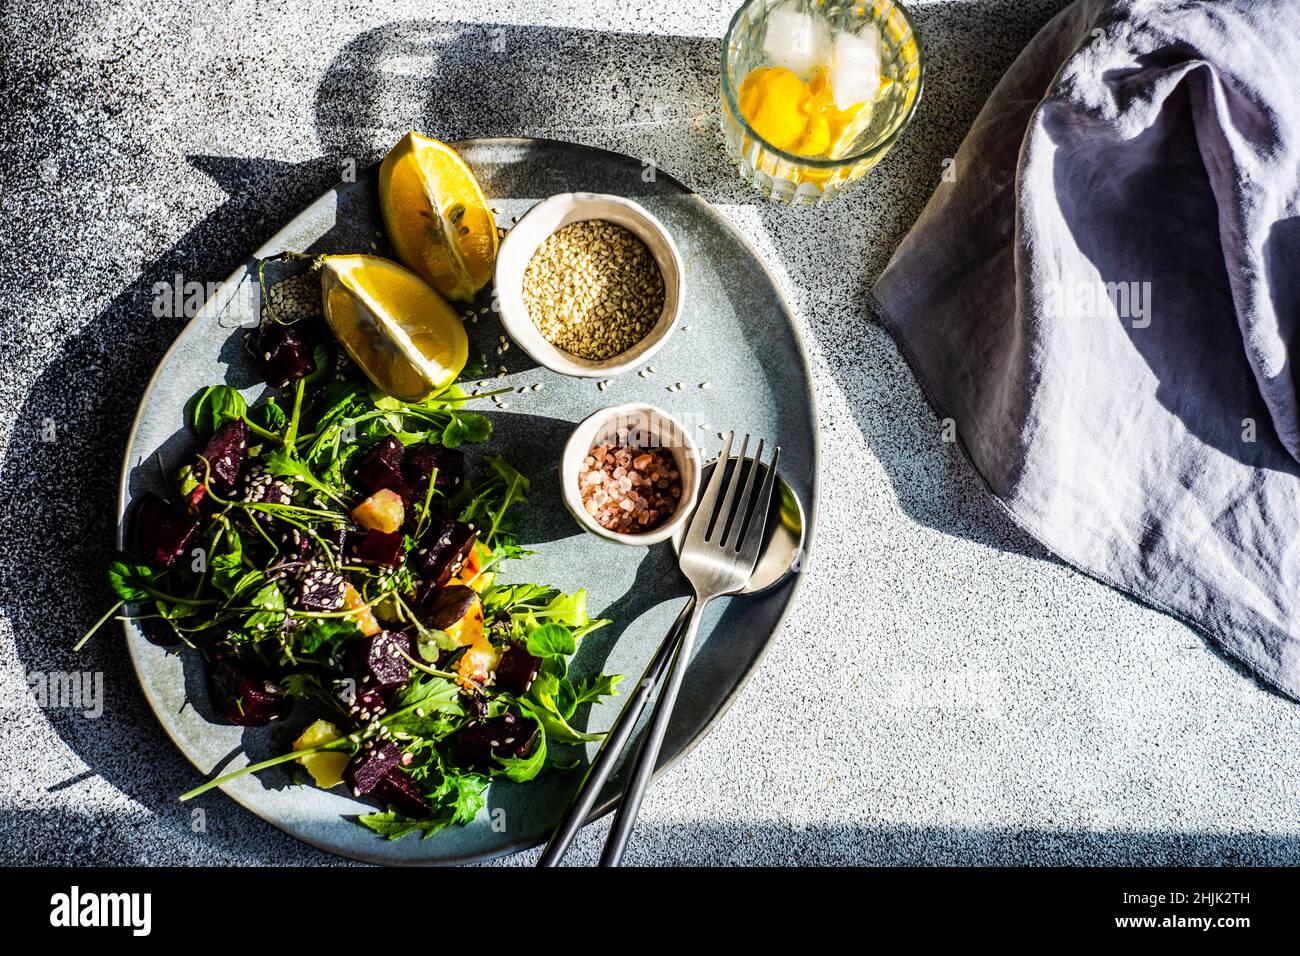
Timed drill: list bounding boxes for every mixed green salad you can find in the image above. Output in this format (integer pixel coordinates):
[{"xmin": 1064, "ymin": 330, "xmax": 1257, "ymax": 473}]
[{"xmin": 80, "ymin": 316, "xmax": 621, "ymax": 840}]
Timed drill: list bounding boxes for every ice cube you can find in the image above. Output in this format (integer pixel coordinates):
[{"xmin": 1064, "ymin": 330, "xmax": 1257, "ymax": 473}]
[
  {"xmin": 829, "ymin": 28, "xmax": 881, "ymax": 110},
  {"xmin": 762, "ymin": 3, "xmax": 832, "ymax": 79}
]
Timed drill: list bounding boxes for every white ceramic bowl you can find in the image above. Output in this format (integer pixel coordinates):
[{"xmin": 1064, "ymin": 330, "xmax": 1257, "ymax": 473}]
[
  {"xmin": 494, "ymin": 192, "xmax": 685, "ymax": 378},
  {"xmin": 561, "ymin": 403, "xmax": 701, "ymax": 545}
]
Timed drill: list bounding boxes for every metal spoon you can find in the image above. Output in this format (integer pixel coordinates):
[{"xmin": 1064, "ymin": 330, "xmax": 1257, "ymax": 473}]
[{"xmin": 537, "ymin": 459, "xmax": 804, "ymax": 866}]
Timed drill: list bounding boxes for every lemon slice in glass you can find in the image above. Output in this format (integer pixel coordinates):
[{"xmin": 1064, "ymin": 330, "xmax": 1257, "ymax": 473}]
[
  {"xmin": 319, "ymin": 254, "xmax": 468, "ymax": 402},
  {"xmin": 379, "ymin": 132, "xmax": 498, "ymax": 302}
]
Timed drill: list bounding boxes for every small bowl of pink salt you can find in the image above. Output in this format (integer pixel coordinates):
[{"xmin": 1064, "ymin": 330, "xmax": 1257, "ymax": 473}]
[{"xmin": 561, "ymin": 403, "xmax": 701, "ymax": 545}]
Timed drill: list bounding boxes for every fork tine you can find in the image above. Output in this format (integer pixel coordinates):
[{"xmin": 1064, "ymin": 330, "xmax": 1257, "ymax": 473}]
[
  {"xmin": 737, "ymin": 446, "xmax": 781, "ymax": 569},
  {"xmin": 684, "ymin": 431, "xmax": 734, "ymax": 547},
  {"xmin": 709, "ymin": 434, "xmax": 750, "ymax": 544},
  {"xmin": 721, "ymin": 438, "xmax": 764, "ymax": 550}
]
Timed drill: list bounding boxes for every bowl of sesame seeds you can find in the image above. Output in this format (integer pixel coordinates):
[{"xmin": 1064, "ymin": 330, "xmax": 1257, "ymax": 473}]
[
  {"xmin": 494, "ymin": 192, "xmax": 685, "ymax": 378},
  {"xmin": 562, "ymin": 402, "xmax": 701, "ymax": 545}
]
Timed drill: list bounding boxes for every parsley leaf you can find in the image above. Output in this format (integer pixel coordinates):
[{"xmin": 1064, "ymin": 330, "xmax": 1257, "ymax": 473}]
[{"xmin": 441, "ymin": 411, "xmax": 491, "ymax": 449}]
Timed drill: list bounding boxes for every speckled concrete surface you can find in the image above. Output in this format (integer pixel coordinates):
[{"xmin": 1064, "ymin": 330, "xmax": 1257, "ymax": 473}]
[{"xmin": 2, "ymin": 0, "xmax": 1298, "ymax": 867}]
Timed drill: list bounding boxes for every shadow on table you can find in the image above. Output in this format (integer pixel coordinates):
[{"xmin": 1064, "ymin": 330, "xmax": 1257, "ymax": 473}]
[
  {"xmin": 491, "ymin": 818, "xmax": 1300, "ymax": 866},
  {"xmin": 5, "ymin": 800, "xmax": 1297, "ymax": 866},
  {"xmin": 0, "ymin": 151, "xmax": 351, "ymax": 844}
]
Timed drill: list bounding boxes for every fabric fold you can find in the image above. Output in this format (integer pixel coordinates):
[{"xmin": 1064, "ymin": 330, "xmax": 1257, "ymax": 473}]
[{"xmin": 872, "ymin": 0, "xmax": 1300, "ymax": 699}]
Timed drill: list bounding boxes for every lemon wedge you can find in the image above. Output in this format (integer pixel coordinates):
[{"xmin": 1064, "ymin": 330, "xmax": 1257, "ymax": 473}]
[
  {"xmin": 379, "ymin": 132, "xmax": 498, "ymax": 302},
  {"xmin": 319, "ymin": 254, "xmax": 468, "ymax": 402}
]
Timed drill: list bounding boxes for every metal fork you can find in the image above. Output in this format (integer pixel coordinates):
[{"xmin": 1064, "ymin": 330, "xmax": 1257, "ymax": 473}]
[{"xmin": 598, "ymin": 432, "xmax": 780, "ymax": 866}]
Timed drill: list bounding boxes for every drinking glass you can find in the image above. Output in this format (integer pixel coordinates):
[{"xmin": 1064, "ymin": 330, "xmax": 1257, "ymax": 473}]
[{"xmin": 721, "ymin": 0, "xmax": 924, "ymax": 205}]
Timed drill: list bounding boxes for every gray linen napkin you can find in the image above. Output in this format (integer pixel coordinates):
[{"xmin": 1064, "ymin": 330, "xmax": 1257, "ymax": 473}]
[{"xmin": 871, "ymin": 0, "xmax": 1300, "ymax": 699}]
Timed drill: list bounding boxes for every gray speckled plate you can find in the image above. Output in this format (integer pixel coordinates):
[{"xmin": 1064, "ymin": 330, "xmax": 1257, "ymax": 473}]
[{"xmin": 117, "ymin": 137, "xmax": 819, "ymax": 865}]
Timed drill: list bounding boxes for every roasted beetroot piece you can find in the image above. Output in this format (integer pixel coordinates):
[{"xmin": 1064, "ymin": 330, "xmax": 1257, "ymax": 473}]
[
  {"xmin": 293, "ymin": 566, "xmax": 347, "ymax": 612},
  {"xmin": 319, "ymin": 525, "xmax": 349, "ymax": 562},
  {"xmin": 374, "ymin": 769, "xmax": 430, "ymax": 818},
  {"xmin": 348, "ymin": 528, "xmax": 406, "ymax": 567},
  {"xmin": 418, "ymin": 585, "xmax": 477, "ymax": 631},
  {"xmin": 495, "ymin": 644, "xmax": 542, "ymax": 696},
  {"xmin": 345, "ymin": 630, "xmax": 412, "ymax": 690},
  {"xmin": 465, "ymin": 692, "xmax": 489, "ymax": 721},
  {"xmin": 403, "ymin": 444, "xmax": 464, "ymax": 496},
  {"xmin": 257, "ymin": 321, "xmax": 316, "ymax": 388},
  {"xmin": 279, "ymin": 527, "xmax": 313, "ymax": 561},
  {"xmin": 413, "ymin": 517, "xmax": 476, "ymax": 592},
  {"xmin": 198, "ymin": 419, "xmax": 248, "ymax": 495},
  {"xmin": 241, "ymin": 466, "xmax": 294, "ymax": 507},
  {"xmin": 354, "ymin": 436, "xmax": 407, "ymax": 496},
  {"xmin": 208, "ymin": 656, "xmax": 290, "ymax": 726},
  {"xmin": 345, "ymin": 741, "xmax": 402, "ymax": 796},
  {"xmin": 134, "ymin": 492, "xmax": 201, "ymax": 569},
  {"xmin": 454, "ymin": 712, "xmax": 539, "ymax": 770},
  {"xmin": 348, "ymin": 686, "xmax": 389, "ymax": 725}
]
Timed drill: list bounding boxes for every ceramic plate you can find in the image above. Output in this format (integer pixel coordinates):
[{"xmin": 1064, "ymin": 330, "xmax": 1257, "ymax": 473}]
[{"xmin": 118, "ymin": 137, "xmax": 819, "ymax": 864}]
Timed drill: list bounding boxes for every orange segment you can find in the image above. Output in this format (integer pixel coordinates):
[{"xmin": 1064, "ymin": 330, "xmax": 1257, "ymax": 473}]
[
  {"xmin": 379, "ymin": 132, "xmax": 498, "ymax": 302},
  {"xmin": 738, "ymin": 66, "xmax": 812, "ymax": 152}
]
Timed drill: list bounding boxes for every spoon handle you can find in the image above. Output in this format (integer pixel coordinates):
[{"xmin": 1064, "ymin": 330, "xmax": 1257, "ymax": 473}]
[{"xmin": 536, "ymin": 596, "xmax": 694, "ymax": 866}]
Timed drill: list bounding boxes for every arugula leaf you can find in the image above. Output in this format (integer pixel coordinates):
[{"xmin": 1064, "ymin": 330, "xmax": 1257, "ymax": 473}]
[
  {"xmin": 494, "ymin": 730, "xmax": 547, "ymax": 782},
  {"xmin": 481, "ymin": 582, "xmax": 555, "ymax": 614},
  {"xmin": 107, "ymin": 557, "xmax": 157, "ymax": 602},
  {"xmin": 209, "ymin": 526, "xmax": 245, "ymax": 598},
  {"xmin": 516, "ymin": 589, "xmax": 593, "ymax": 630},
  {"xmin": 263, "ymin": 449, "xmax": 349, "ymax": 507},
  {"xmin": 358, "ymin": 768, "xmax": 487, "ymax": 840},
  {"xmin": 357, "ymin": 812, "xmax": 447, "ymax": 841},
  {"xmin": 428, "ymin": 769, "xmax": 488, "ymax": 825},
  {"xmin": 293, "ymin": 616, "xmax": 362, "ymax": 655},
  {"xmin": 523, "ymin": 686, "xmax": 603, "ymax": 745},
  {"xmin": 191, "ymin": 385, "xmax": 247, "ymax": 439},
  {"xmin": 280, "ymin": 672, "xmax": 348, "ymax": 719},
  {"xmin": 384, "ymin": 675, "xmax": 465, "ymax": 738},
  {"xmin": 242, "ymin": 582, "xmax": 285, "ymax": 633},
  {"xmin": 570, "ymin": 672, "xmax": 624, "ymax": 708}
]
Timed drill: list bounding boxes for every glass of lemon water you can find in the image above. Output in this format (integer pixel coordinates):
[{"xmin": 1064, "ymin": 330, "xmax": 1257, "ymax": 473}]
[{"xmin": 721, "ymin": 0, "xmax": 924, "ymax": 205}]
